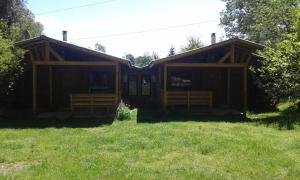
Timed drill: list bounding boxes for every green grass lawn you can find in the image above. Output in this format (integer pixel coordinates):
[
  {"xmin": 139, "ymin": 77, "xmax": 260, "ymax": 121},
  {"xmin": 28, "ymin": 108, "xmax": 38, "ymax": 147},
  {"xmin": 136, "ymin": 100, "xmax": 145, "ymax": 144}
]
[{"xmin": 0, "ymin": 102, "xmax": 299, "ymax": 179}]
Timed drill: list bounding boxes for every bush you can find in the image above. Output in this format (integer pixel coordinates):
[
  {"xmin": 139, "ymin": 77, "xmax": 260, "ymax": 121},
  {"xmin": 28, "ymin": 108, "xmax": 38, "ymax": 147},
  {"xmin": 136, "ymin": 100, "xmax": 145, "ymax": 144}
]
[
  {"xmin": 0, "ymin": 35, "xmax": 24, "ymax": 107},
  {"xmin": 116, "ymin": 101, "xmax": 131, "ymax": 120}
]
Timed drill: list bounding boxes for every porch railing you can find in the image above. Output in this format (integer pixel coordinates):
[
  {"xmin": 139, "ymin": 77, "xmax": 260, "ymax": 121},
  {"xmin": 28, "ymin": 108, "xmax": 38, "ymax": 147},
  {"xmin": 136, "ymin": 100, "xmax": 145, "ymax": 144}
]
[
  {"xmin": 166, "ymin": 91, "xmax": 212, "ymax": 111},
  {"xmin": 70, "ymin": 93, "xmax": 117, "ymax": 112}
]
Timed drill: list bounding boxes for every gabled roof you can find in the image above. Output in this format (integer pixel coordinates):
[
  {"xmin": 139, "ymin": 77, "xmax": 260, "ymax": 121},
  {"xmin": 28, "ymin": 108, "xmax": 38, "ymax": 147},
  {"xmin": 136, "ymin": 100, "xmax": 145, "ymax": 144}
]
[
  {"xmin": 15, "ymin": 35, "xmax": 130, "ymax": 65},
  {"xmin": 150, "ymin": 38, "xmax": 264, "ymax": 66}
]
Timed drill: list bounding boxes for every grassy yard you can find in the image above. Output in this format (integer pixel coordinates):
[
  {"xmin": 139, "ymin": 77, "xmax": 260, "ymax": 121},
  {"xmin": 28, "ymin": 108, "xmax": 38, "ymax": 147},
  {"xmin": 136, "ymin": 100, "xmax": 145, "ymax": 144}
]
[{"xmin": 0, "ymin": 102, "xmax": 299, "ymax": 179}]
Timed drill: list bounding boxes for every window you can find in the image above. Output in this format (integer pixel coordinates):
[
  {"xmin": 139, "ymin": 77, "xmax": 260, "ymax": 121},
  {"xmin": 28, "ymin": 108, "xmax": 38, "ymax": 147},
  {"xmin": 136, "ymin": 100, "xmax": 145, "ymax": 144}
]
[
  {"xmin": 89, "ymin": 72, "xmax": 110, "ymax": 93},
  {"xmin": 142, "ymin": 76, "xmax": 151, "ymax": 96},
  {"xmin": 128, "ymin": 76, "xmax": 137, "ymax": 96},
  {"xmin": 170, "ymin": 72, "xmax": 191, "ymax": 89}
]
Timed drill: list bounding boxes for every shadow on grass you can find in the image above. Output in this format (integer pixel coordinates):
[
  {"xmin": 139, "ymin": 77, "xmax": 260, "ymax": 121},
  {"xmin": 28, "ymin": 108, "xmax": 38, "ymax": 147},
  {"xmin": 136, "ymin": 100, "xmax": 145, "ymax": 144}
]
[
  {"xmin": 137, "ymin": 109, "xmax": 247, "ymax": 124},
  {"xmin": 0, "ymin": 111, "xmax": 114, "ymax": 129},
  {"xmin": 248, "ymin": 103, "xmax": 300, "ymax": 130}
]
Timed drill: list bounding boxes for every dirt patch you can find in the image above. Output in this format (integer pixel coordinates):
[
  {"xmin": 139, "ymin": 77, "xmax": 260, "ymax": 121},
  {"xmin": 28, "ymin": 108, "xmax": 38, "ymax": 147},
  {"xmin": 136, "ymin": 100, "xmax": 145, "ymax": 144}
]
[{"xmin": 0, "ymin": 161, "xmax": 39, "ymax": 175}]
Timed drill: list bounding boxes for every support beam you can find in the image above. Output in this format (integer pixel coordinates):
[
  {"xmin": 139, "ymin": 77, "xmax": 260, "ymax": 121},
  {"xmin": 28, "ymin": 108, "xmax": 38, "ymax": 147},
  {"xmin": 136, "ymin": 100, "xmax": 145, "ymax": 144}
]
[
  {"xmin": 227, "ymin": 68, "xmax": 231, "ymax": 107},
  {"xmin": 163, "ymin": 64, "xmax": 167, "ymax": 111},
  {"xmin": 49, "ymin": 46, "xmax": 64, "ymax": 61},
  {"xmin": 32, "ymin": 64, "xmax": 37, "ymax": 114},
  {"xmin": 217, "ymin": 52, "xmax": 231, "ymax": 64},
  {"xmin": 230, "ymin": 44, "xmax": 235, "ymax": 63},
  {"xmin": 243, "ymin": 66, "xmax": 248, "ymax": 111},
  {"xmin": 33, "ymin": 61, "xmax": 116, "ymax": 66},
  {"xmin": 49, "ymin": 66, "xmax": 53, "ymax": 106},
  {"xmin": 166, "ymin": 63, "xmax": 246, "ymax": 68},
  {"xmin": 115, "ymin": 62, "xmax": 119, "ymax": 106}
]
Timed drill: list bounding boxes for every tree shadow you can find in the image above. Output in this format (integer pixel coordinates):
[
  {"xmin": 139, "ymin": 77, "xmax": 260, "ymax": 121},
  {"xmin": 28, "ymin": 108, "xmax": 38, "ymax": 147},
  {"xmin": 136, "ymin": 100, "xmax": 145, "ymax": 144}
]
[
  {"xmin": 137, "ymin": 108, "xmax": 247, "ymax": 124},
  {"xmin": 0, "ymin": 111, "xmax": 114, "ymax": 129},
  {"xmin": 249, "ymin": 105, "xmax": 300, "ymax": 130}
]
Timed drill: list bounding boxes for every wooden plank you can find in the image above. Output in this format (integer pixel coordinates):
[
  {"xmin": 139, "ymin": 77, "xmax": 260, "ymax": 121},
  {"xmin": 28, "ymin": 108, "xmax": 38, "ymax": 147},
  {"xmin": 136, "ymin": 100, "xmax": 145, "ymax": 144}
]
[
  {"xmin": 49, "ymin": 66, "xmax": 53, "ymax": 106},
  {"xmin": 163, "ymin": 64, "xmax": 167, "ymax": 111},
  {"xmin": 33, "ymin": 61, "xmax": 116, "ymax": 66},
  {"xmin": 166, "ymin": 63, "xmax": 246, "ymax": 68},
  {"xmin": 49, "ymin": 46, "xmax": 64, "ymax": 61},
  {"xmin": 243, "ymin": 67, "xmax": 248, "ymax": 111},
  {"xmin": 217, "ymin": 52, "xmax": 231, "ymax": 64},
  {"xmin": 32, "ymin": 64, "xmax": 37, "ymax": 114},
  {"xmin": 230, "ymin": 44, "xmax": 235, "ymax": 63},
  {"xmin": 227, "ymin": 68, "xmax": 231, "ymax": 107}
]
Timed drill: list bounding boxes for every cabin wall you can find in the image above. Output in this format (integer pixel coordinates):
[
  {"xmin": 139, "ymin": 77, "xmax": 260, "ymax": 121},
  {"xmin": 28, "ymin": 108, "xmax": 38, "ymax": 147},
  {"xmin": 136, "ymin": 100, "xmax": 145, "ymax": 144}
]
[
  {"xmin": 163, "ymin": 67, "xmax": 244, "ymax": 110},
  {"xmin": 52, "ymin": 66, "xmax": 116, "ymax": 110}
]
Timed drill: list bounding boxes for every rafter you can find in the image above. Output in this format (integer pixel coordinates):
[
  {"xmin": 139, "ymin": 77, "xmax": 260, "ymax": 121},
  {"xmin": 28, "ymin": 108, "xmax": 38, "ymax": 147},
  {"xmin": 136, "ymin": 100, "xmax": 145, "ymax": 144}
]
[
  {"xmin": 49, "ymin": 46, "xmax": 64, "ymax": 61},
  {"xmin": 217, "ymin": 52, "xmax": 231, "ymax": 64}
]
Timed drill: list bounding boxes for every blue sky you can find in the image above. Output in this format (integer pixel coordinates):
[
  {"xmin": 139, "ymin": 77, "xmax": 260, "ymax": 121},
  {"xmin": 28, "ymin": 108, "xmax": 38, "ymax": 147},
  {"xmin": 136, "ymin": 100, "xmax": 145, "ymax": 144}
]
[{"xmin": 27, "ymin": 0, "xmax": 226, "ymax": 58}]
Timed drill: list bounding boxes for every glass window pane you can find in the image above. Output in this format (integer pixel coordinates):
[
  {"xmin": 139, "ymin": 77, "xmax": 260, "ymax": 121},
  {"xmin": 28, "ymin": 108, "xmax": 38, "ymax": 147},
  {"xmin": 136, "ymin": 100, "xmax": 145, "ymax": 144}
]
[
  {"xmin": 129, "ymin": 76, "xmax": 137, "ymax": 96},
  {"xmin": 142, "ymin": 76, "xmax": 151, "ymax": 96}
]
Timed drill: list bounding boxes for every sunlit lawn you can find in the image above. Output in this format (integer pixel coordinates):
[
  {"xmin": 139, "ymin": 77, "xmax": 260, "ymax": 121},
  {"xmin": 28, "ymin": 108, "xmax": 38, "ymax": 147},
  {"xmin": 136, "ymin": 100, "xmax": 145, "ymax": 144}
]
[{"xmin": 0, "ymin": 102, "xmax": 299, "ymax": 179}]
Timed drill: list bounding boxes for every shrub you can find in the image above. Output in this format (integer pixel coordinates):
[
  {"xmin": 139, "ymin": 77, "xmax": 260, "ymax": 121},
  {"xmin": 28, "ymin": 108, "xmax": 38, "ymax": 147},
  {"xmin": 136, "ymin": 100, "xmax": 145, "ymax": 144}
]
[
  {"xmin": 116, "ymin": 101, "xmax": 131, "ymax": 120},
  {"xmin": 0, "ymin": 35, "xmax": 24, "ymax": 107}
]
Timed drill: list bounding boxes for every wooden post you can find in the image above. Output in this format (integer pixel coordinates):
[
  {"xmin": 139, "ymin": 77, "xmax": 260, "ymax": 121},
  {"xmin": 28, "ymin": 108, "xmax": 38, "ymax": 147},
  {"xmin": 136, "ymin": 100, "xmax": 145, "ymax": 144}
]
[
  {"xmin": 158, "ymin": 66, "xmax": 162, "ymax": 104},
  {"xmin": 49, "ymin": 66, "xmax": 53, "ymax": 107},
  {"xmin": 163, "ymin": 64, "xmax": 167, "ymax": 111},
  {"xmin": 230, "ymin": 44, "xmax": 235, "ymax": 63},
  {"xmin": 115, "ymin": 62, "xmax": 119, "ymax": 106},
  {"xmin": 227, "ymin": 68, "xmax": 231, "ymax": 107},
  {"xmin": 32, "ymin": 64, "xmax": 37, "ymax": 114},
  {"xmin": 243, "ymin": 67, "xmax": 247, "ymax": 111}
]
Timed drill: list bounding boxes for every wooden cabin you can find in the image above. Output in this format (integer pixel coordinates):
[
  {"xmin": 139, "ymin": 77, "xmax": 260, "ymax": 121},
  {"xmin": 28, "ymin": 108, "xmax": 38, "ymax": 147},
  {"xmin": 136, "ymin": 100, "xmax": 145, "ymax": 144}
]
[{"xmin": 15, "ymin": 35, "xmax": 264, "ymax": 114}]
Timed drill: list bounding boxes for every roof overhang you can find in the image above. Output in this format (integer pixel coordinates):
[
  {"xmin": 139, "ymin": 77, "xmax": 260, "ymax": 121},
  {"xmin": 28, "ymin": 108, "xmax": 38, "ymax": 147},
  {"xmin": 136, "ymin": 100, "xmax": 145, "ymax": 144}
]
[
  {"xmin": 15, "ymin": 35, "xmax": 130, "ymax": 65},
  {"xmin": 150, "ymin": 38, "xmax": 264, "ymax": 67}
]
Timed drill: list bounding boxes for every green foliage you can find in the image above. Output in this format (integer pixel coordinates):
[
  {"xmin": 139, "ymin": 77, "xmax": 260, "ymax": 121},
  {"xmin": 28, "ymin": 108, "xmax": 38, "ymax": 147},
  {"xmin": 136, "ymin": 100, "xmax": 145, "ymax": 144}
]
[
  {"xmin": 123, "ymin": 53, "xmax": 135, "ymax": 65},
  {"xmin": 125, "ymin": 51, "xmax": 159, "ymax": 67},
  {"xmin": 253, "ymin": 9, "xmax": 300, "ymax": 105},
  {"xmin": 0, "ymin": 0, "xmax": 41, "ymax": 107},
  {"xmin": 180, "ymin": 36, "xmax": 205, "ymax": 52},
  {"xmin": 0, "ymin": 0, "xmax": 43, "ymax": 41},
  {"xmin": 94, "ymin": 43, "xmax": 106, "ymax": 53},
  {"xmin": 0, "ymin": 35, "xmax": 24, "ymax": 105},
  {"xmin": 116, "ymin": 101, "xmax": 131, "ymax": 120},
  {"xmin": 220, "ymin": 0, "xmax": 299, "ymax": 43}
]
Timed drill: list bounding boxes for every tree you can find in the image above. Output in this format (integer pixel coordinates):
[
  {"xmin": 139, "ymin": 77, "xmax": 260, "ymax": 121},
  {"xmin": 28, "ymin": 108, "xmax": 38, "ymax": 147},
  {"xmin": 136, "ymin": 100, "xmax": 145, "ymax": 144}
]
[
  {"xmin": 123, "ymin": 53, "xmax": 135, "ymax": 65},
  {"xmin": 94, "ymin": 43, "xmax": 106, "ymax": 53},
  {"xmin": 180, "ymin": 36, "xmax": 205, "ymax": 52},
  {"xmin": 253, "ymin": 8, "xmax": 300, "ymax": 107},
  {"xmin": 0, "ymin": 0, "xmax": 42, "ymax": 107},
  {"xmin": 0, "ymin": 35, "xmax": 24, "ymax": 106},
  {"xmin": 220, "ymin": 0, "xmax": 299, "ymax": 43},
  {"xmin": 151, "ymin": 51, "xmax": 159, "ymax": 60},
  {"xmin": 0, "ymin": 0, "xmax": 43, "ymax": 41},
  {"xmin": 168, "ymin": 45, "xmax": 175, "ymax": 56},
  {"xmin": 134, "ymin": 53, "xmax": 152, "ymax": 67}
]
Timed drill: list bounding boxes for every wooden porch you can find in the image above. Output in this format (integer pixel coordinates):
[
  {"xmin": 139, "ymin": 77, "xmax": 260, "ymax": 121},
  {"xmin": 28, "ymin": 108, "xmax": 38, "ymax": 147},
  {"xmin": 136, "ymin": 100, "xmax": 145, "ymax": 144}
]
[
  {"xmin": 161, "ymin": 43, "xmax": 250, "ymax": 112},
  {"xmin": 27, "ymin": 40, "xmax": 121, "ymax": 114}
]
